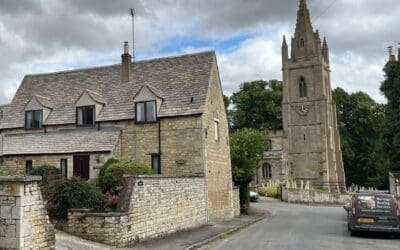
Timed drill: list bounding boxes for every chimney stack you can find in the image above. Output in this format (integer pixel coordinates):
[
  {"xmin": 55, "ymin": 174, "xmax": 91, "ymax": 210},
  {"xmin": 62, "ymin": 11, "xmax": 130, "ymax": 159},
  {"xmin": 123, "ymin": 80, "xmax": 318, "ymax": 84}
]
[
  {"xmin": 121, "ymin": 41, "xmax": 132, "ymax": 82},
  {"xmin": 388, "ymin": 46, "xmax": 396, "ymax": 62}
]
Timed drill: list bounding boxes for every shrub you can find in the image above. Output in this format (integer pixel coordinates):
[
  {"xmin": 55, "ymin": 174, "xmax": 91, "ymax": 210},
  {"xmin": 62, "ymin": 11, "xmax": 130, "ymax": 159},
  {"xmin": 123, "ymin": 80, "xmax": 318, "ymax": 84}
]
[
  {"xmin": 258, "ymin": 187, "xmax": 268, "ymax": 196},
  {"xmin": 43, "ymin": 177, "xmax": 106, "ymax": 219},
  {"xmin": 28, "ymin": 165, "xmax": 61, "ymax": 185},
  {"xmin": 0, "ymin": 169, "xmax": 9, "ymax": 176},
  {"xmin": 98, "ymin": 160, "xmax": 154, "ymax": 193},
  {"xmin": 98, "ymin": 158, "xmax": 119, "ymax": 178},
  {"xmin": 258, "ymin": 186, "xmax": 279, "ymax": 198},
  {"xmin": 267, "ymin": 187, "xmax": 279, "ymax": 198}
]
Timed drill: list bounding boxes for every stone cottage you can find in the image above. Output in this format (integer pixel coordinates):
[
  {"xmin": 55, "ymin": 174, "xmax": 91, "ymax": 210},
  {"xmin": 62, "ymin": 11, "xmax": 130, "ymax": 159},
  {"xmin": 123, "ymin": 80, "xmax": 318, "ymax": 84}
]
[
  {"xmin": 0, "ymin": 43, "xmax": 235, "ymax": 221},
  {"xmin": 255, "ymin": 0, "xmax": 346, "ymax": 192}
]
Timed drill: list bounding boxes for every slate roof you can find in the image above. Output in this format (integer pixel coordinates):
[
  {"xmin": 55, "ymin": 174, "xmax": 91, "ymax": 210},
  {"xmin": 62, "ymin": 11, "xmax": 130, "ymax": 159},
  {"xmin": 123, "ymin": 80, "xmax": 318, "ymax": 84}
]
[
  {"xmin": 1, "ymin": 127, "xmax": 121, "ymax": 156},
  {"xmin": 0, "ymin": 51, "xmax": 215, "ymax": 129}
]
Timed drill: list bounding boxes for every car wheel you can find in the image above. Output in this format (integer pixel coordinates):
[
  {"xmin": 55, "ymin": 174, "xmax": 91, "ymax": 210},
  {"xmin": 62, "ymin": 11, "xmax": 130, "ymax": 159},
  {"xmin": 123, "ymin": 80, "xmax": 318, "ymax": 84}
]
[{"xmin": 350, "ymin": 230, "xmax": 357, "ymax": 237}]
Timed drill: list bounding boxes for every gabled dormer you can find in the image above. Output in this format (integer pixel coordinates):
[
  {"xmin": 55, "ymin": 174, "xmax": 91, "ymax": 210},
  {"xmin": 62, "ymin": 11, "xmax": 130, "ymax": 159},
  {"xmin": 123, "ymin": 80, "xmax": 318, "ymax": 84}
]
[
  {"xmin": 133, "ymin": 84, "xmax": 163, "ymax": 123},
  {"xmin": 75, "ymin": 90, "xmax": 106, "ymax": 126},
  {"xmin": 24, "ymin": 95, "xmax": 52, "ymax": 129}
]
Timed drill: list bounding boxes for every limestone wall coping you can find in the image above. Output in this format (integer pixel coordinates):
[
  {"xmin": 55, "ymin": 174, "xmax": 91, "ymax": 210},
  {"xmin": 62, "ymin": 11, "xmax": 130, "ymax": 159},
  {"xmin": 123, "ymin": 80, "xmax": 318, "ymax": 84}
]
[
  {"xmin": 0, "ymin": 175, "xmax": 42, "ymax": 182},
  {"xmin": 68, "ymin": 209, "xmax": 129, "ymax": 217},
  {"xmin": 122, "ymin": 174, "xmax": 205, "ymax": 179}
]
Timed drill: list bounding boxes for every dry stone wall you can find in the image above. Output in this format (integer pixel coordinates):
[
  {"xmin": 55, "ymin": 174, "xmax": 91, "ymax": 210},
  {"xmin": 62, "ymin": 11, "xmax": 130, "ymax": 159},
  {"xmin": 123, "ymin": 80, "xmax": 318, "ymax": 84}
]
[
  {"xmin": 281, "ymin": 187, "xmax": 352, "ymax": 204},
  {"xmin": 0, "ymin": 175, "xmax": 55, "ymax": 249},
  {"xmin": 68, "ymin": 175, "xmax": 207, "ymax": 246}
]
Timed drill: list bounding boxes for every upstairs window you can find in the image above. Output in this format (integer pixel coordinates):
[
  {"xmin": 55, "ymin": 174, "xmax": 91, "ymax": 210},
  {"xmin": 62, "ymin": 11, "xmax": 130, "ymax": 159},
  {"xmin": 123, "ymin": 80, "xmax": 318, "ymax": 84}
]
[
  {"xmin": 136, "ymin": 101, "xmax": 156, "ymax": 123},
  {"xmin": 25, "ymin": 110, "xmax": 42, "ymax": 129},
  {"xmin": 299, "ymin": 77, "xmax": 307, "ymax": 97},
  {"xmin": 76, "ymin": 106, "xmax": 95, "ymax": 126}
]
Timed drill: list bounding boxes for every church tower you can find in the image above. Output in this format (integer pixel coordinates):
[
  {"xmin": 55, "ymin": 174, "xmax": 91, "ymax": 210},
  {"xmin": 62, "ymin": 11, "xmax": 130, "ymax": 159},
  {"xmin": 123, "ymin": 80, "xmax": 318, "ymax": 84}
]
[{"xmin": 282, "ymin": 0, "xmax": 346, "ymax": 192}]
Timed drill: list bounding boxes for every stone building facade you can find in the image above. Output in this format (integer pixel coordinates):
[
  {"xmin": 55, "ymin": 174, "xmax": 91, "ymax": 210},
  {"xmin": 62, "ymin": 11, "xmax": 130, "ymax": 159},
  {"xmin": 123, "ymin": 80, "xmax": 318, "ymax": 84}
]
[
  {"xmin": 0, "ymin": 44, "xmax": 234, "ymax": 221},
  {"xmin": 257, "ymin": 0, "xmax": 346, "ymax": 192}
]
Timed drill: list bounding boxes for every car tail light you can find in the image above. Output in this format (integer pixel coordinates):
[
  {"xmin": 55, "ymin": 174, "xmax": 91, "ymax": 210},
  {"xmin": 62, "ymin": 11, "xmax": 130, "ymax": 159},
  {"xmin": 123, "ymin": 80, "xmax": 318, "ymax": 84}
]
[{"xmin": 352, "ymin": 200, "xmax": 356, "ymax": 217}]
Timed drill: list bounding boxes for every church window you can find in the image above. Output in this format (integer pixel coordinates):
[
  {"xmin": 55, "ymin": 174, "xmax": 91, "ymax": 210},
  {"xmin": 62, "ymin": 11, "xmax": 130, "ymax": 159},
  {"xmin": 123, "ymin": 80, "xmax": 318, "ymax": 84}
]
[
  {"xmin": 262, "ymin": 163, "xmax": 272, "ymax": 179},
  {"xmin": 299, "ymin": 77, "xmax": 307, "ymax": 97},
  {"xmin": 300, "ymin": 39, "xmax": 305, "ymax": 48}
]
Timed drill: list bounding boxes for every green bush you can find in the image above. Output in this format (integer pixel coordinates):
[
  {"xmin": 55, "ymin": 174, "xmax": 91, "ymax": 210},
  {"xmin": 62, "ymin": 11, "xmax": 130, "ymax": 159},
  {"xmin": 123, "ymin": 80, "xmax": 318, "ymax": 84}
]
[
  {"xmin": 98, "ymin": 158, "xmax": 119, "ymax": 178},
  {"xmin": 28, "ymin": 165, "xmax": 61, "ymax": 185},
  {"xmin": 0, "ymin": 169, "xmax": 9, "ymax": 176},
  {"xmin": 43, "ymin": 177, "xmax": 106, "ymax": 219},
  {"xmin": 98, "ymin": 160, "xmax": 154, "ymax": 193}
]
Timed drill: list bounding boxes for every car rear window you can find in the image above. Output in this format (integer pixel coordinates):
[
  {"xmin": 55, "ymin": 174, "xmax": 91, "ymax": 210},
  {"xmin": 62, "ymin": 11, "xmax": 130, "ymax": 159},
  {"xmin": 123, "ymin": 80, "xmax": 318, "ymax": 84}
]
[{"xmin": 357, "ymin": 195, "xmax": 394, "ymax": 212}]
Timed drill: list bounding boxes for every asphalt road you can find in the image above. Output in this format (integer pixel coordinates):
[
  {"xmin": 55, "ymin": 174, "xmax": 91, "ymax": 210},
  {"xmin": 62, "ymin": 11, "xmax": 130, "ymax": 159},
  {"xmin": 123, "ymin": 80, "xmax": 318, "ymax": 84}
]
[{"xmin": 203, "ymin": 198, "xmax": 399, "ymax": 250}]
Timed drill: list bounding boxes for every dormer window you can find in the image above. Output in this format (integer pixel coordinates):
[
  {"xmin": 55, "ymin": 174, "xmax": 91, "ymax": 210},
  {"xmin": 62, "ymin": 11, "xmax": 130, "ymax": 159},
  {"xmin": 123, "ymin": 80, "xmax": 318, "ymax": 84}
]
[
  {"xmin": 25, "ymin": 110, "xmax": 42, "ymax": 129},
  {"xmin": 136, "ymin": 101, "xmax": 156, "ymax": 123},
  {"xmin": 76, "ymin": 106, "xmax": 95, "ymax": 126}
]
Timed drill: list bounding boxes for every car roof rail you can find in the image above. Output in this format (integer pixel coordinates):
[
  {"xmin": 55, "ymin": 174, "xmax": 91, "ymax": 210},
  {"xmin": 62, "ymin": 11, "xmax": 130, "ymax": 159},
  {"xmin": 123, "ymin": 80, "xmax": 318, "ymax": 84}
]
[{"xmin": 356, "ymin": 190, "xmax": 390, "ymax": 194}]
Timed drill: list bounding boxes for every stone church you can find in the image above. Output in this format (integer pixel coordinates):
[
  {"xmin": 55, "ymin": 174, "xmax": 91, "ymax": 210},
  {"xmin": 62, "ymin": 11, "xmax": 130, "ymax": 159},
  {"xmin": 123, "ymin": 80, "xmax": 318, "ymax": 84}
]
[{"xmin": 256, "ymin": 0, "xmax": 346, "ymax": 192}]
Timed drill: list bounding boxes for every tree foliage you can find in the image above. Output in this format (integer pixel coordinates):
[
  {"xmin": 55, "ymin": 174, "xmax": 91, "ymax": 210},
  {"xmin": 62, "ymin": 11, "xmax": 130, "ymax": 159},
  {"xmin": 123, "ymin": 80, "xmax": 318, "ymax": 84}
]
[
  {"xmin": 380, "ymin": 59, "xmax": 400, "ymax": 172},
  {"xmin": 230, "ymin": 80, "xmax": 282, "ymax": 131},
  {"xmin": 230, "ymin": 128, "xmax": 269, "ymax": 213},
  {"xmin": 333, "ymin": 88, "xmax": 389, "ymax": 188}
]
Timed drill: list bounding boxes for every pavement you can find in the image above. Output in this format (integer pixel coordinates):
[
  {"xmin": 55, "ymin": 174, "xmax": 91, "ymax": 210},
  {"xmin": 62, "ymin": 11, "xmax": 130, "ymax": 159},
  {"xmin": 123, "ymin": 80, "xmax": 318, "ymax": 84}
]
[
  {"xmin": 201, "ymin": 198, "xmax": 400, "ymax": 250},
  {"xmin": 55, "ymin": 208, "xmax": 267, "ymax": 250}
]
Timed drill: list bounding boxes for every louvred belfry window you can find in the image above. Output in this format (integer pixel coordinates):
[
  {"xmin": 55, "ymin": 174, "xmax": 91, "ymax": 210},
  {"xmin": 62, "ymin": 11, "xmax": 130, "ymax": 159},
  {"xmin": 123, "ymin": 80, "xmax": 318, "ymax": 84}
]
[{"xmin": 299, "ymin": 77, "xmax": 307, "ymax": 97}]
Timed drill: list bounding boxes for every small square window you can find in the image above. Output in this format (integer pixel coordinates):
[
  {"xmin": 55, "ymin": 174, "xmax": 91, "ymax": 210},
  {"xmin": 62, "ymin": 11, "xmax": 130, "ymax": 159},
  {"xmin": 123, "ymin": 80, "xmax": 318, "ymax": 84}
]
[
  {"xmin": 25, "ymin": 110, "xmax": 42, "ymax": 129},
  {"xmin": 76, "ymin": 106, "xmax": 95, "ymax": 126},
  {"xmin": 135, "ymin": 101, "xmax": 156, "ymax": 123}
]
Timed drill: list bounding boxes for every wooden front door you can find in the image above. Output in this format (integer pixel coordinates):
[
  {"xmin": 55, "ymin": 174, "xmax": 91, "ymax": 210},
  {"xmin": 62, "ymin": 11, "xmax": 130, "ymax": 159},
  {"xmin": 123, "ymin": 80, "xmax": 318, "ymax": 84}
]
[{"xmin": 73, "ymin": 155, "xmax": 90, "ymax": 179}]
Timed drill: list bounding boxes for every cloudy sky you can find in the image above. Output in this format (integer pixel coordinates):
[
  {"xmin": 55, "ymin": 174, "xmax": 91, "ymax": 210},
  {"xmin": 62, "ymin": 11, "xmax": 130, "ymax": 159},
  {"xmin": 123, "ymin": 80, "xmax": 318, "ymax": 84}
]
[{"xmin": 0, "ymin": 0, "xmax": 398, "ymax": 104}]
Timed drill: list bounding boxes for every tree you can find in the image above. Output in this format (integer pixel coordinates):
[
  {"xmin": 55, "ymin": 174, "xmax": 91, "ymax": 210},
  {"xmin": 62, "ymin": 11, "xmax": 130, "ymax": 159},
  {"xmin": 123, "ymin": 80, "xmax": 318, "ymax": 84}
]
[
  {"xmin": 380, "ymin": 59, "xmax": 400, "ymax": 172},
  {"xmin": 333, "ymin": 88, "xmax": 389, "ymax": 188},
  {"xmin": 230, "ymin": 128, "xmax": 269, "ymax": 213},
  {"xmin": 230, "ymin": 80, "xmax": 282, "ymax": 131}
]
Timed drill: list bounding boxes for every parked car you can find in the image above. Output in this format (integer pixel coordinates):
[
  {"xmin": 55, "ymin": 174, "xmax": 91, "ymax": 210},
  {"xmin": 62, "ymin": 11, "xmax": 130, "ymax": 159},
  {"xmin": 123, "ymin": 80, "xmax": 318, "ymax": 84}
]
[
  {"xmin": 250, "ymin": 190, "xmax": 259, "ymax": 202},
  {"xmin": 344, "ymin": 191, "xmax": 400, "ymax": 236}
]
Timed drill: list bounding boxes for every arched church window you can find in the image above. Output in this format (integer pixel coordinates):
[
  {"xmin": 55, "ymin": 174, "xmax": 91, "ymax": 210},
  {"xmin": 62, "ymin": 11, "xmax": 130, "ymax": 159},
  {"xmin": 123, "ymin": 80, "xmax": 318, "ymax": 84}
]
[
  {"xmin": 300, "ymin": 39, "xmax": 305, "ymax": 48},
  {"xmin": 262, "ymin": 163, "xmax": 272, "ymax": 179},
  {"xmin": 299, "ymin": 77, "xmax": 307, "ymax": 97}
]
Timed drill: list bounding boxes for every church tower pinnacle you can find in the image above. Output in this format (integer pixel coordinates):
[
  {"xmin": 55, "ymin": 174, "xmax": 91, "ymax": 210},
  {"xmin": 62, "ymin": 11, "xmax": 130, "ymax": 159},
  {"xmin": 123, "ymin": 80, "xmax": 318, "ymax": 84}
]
[{"xmin": 290, "ymin": 0, "xmax": 323, "ymax": 62}]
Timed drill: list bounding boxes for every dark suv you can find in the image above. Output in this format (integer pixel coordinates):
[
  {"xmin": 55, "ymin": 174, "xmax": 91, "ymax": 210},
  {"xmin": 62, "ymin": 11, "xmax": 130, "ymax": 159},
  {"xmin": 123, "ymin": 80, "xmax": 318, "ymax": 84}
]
[{"xmin": 344, "ymin": 192, "xmax": 400, "ymax": 236}]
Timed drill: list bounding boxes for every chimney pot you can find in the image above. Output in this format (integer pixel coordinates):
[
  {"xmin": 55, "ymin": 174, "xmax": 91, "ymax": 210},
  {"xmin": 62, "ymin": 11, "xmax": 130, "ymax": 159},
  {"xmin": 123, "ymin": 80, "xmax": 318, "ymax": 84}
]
[{"xmin": 124, "ymin": 41, "xmax": 129, "ymax": 54}]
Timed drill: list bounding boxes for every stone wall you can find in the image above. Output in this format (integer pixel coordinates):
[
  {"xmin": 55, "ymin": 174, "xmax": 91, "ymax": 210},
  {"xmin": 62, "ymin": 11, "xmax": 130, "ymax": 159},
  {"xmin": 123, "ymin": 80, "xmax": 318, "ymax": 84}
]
[
  {"xmin": 0, "ymin": 175, "xmax": 55, "ymax": 249},
  {"xmin": 232, "ymin": 187, "xmax": 240, "ymax": 217},
  {"xmin": 281, "ymin": 187, "xmax": 352, "ymax": 204},
  {"xmin": 68, "ymin": 175, "xmax": 207, "ymax": 246}
]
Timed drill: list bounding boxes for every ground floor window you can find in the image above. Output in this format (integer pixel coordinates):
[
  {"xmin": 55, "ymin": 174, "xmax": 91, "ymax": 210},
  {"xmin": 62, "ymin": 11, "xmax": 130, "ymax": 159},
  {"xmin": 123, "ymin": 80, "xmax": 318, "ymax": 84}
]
[
  {"xmin": 262, "ymin": 162, "xmax": 272, "ymax": 179},
  {"xmin": 151, "ymin": 154, "xmax": 161, "ymax": 174},
  {"xmin": 73, "ymin": 155, "xmax": 90, "ymax": 179},
  {"xmin": 60, "ymin": 159, "xmax": 68, "ymax": 178},
  {"xmin": 25, "ymin": 160, "xmax": 33, "ymax": 173}
]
